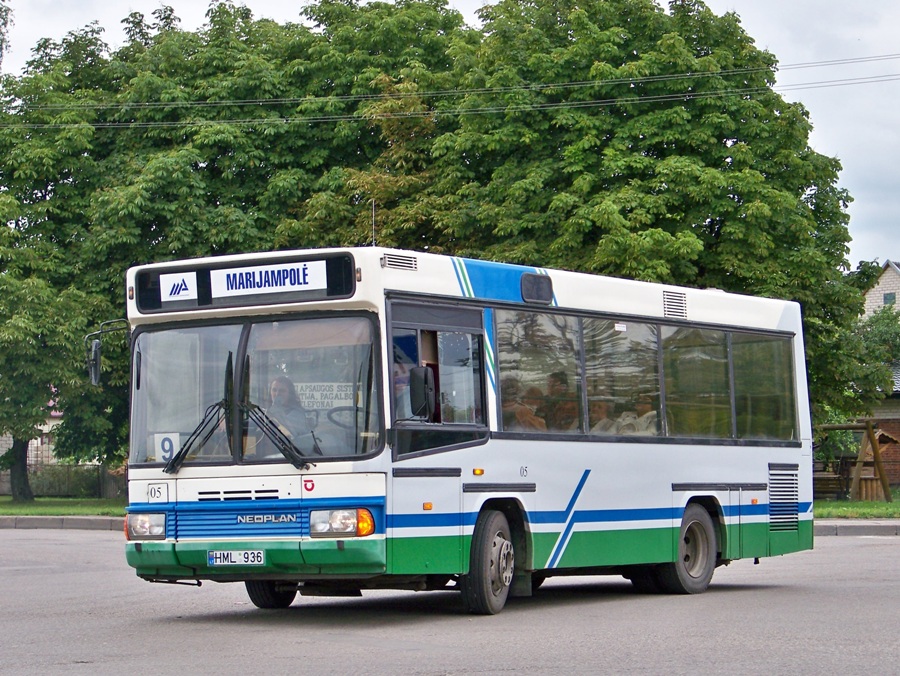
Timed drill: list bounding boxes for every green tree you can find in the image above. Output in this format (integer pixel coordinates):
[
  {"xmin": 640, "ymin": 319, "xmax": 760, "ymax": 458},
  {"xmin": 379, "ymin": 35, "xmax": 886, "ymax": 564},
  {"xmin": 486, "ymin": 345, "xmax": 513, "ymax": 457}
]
[
  {"xmin": 0, "ymin": 230, "xmax": 100, "ymax": 501},
  {"xmin": 852, "ymin": 306, "xmax": 900, "ymax": 410}
]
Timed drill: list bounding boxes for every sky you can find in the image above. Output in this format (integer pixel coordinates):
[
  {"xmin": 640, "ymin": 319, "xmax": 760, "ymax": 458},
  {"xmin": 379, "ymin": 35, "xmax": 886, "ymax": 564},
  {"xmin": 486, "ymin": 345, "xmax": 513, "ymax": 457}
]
[{"xmin": 2, "ymin": 0, "xmax": 897, "ymax": 269}]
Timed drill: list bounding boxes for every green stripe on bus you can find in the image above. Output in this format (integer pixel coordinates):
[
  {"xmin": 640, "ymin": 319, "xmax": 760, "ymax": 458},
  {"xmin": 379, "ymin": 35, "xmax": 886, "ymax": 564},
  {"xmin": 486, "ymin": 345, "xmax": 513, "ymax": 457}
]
[{"xmin": 389, "ymin": 535, "xmax": 469, "ymax": 574}]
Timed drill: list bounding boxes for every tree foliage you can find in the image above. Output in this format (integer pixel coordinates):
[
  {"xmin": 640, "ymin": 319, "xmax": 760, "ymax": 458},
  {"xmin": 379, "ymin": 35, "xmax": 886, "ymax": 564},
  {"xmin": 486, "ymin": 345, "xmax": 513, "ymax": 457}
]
[
  {"xmin": 0, "ymin": 0, "xmax": 884, "ymax": 484},
  {"xmin": 0, "ymin": 228, "xmax": 102, "ymax": 499}
]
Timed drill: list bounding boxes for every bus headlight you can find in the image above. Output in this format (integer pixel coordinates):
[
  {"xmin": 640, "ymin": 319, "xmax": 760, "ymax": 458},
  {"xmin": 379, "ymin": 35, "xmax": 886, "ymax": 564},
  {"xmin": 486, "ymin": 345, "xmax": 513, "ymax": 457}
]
[
  {"xmin": 309, "ymin": 509, "xmax": 375, "ymax": 537},
  {"xmin": 126, "ymin": 513, "xmax": 166, "ymax": 540}
]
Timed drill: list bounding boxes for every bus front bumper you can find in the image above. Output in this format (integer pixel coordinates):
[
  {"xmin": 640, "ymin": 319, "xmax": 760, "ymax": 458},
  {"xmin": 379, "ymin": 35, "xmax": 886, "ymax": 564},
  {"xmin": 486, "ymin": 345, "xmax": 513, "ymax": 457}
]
[{"xmin": 126, "ymin": 537, "xmax": 386, "ymax": 580}]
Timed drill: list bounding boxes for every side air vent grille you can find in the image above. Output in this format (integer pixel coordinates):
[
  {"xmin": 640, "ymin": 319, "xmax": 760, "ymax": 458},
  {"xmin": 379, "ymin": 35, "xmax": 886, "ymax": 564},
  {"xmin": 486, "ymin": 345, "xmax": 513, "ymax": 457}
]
[
  {"xmin": 381, "ymin": 254, "xmax": 418, "ymax": 271},
  {"xmin": 663, "ymin": 291, "xmax": 688, "ymax": 319},
  {"xmin": 197, "ymin": 489, "xmax": 280, "ymax": 502},
  {"xmin": 769, "ymin": 463, "xmax": 799, "ymax": 532}
]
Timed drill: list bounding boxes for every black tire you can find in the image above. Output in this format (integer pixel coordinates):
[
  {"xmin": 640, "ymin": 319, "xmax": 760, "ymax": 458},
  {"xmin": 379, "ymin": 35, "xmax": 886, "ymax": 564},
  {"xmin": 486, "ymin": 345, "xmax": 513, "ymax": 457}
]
[
  {"xmin": 244, "ymin": 580, "xmax": 297, "ymax": 609},
  {"xmin": 657, "ymin": 504, "xmax": 717, "ymax": 594},
  {"xmin": 460, "ymin": 510, "xmax": 515, "ymax": 614}
]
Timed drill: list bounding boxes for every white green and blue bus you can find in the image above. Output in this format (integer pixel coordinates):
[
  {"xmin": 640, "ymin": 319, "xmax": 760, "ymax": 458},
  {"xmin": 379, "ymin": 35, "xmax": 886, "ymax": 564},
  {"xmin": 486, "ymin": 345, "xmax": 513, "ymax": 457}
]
[{"xmin": 104, "ymin": 247, "xmax": 811, "ymax": 614}]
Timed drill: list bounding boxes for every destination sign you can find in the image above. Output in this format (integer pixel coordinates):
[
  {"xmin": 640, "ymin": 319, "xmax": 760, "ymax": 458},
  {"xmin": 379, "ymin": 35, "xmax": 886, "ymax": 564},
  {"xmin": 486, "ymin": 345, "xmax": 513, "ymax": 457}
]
[
  {"xmin": 210, "ymin": 260, "xmax": 328, "ymax": 299},
  {"xmin": 134, "ymin": 253, "xmax": 355, "ymax": 313}
]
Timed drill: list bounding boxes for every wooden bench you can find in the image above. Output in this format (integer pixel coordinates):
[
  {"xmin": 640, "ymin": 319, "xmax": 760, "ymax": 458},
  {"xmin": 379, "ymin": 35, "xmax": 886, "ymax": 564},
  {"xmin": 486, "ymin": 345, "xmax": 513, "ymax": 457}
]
[{"xmin": 813, "ymin": 461, "xmax": 848, "ymax": 501}]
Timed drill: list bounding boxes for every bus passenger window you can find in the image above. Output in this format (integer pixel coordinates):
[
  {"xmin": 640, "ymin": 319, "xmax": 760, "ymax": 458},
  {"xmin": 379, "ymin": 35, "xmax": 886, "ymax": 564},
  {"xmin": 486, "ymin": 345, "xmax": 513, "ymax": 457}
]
[
  {"xmin": 583, "ymin": 318, "xmax": 660, "ymax": 437},
  {"xmin": 663, "ymin": 327, "xmax": 731, "ymax": 438},
  {"xmin": 496, "ymin": 310, "xmax": 582, "ymax": 434}
]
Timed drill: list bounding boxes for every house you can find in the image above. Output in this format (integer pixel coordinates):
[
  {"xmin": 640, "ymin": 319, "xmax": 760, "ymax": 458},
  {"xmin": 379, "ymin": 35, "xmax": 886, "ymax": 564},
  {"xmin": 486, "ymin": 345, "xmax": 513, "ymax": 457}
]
[{"xmin": 864, "ymin": 260, "xmax": 900, "ymax": 318}]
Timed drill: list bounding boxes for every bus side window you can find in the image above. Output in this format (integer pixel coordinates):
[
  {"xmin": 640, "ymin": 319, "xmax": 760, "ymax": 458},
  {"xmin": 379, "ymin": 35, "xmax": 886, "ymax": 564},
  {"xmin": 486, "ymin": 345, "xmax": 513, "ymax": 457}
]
[
  {"xmin": 390, "ymin": 330, "xmax": 487, "ymax": 454},
  {"xmin": 495, "ymin": 309, "xmax": 581, "ymax": 434}
]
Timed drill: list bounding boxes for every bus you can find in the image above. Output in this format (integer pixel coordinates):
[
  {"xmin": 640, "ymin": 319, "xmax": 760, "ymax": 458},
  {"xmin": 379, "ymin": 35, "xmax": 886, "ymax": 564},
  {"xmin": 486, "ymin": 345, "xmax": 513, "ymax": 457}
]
[{"xmin": 95, "ymin": 247, "xmax": 812, "ymax": 614}]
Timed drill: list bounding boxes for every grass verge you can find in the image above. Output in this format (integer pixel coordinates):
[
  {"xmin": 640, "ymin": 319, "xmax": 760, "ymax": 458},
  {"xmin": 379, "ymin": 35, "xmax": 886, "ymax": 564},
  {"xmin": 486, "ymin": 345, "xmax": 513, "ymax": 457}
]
[
  {"xmin": 0, "ymin": 497, "xmax": 127, "ymax": 517},
  {"xmin": 814, "ymin": 493, "xmax": 900, "ymax": 519}
]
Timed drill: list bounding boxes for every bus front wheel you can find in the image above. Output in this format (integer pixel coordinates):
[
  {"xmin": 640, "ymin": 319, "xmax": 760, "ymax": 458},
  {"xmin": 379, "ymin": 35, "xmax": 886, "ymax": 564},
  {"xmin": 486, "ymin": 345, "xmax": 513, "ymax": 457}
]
[
  {"xmin": 244, "ymin": 580, "xmax": 297, "ymax": 609},
  {"xmin": 460, "ymin": 510, "xmax": 515, "ymax": 615},
  {"xmin": 657, "ymin": 504, "xmax": 716, "ymax": 594}
]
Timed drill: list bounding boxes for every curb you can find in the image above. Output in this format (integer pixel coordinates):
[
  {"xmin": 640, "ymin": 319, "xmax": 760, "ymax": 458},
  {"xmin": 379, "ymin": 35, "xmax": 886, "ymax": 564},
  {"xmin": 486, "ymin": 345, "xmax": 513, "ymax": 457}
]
[
  {"xmin": 0, "ymin": 515, "xmax": 122, "ymax": 531},
  {"xmin": 1, "ymin": 515, "xmax": 899, "ymax": 535},
  {"xmin": 813, "ymin": 520, "xmax": 900, "ymax": 537}
]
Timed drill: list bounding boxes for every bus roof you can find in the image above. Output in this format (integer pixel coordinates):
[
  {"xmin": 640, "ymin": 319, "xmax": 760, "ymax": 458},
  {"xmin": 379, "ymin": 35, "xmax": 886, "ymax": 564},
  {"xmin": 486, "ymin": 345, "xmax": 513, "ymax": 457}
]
[{"xmin": 126, "ymin": 247, "xmax": 801, "ymax": 333}]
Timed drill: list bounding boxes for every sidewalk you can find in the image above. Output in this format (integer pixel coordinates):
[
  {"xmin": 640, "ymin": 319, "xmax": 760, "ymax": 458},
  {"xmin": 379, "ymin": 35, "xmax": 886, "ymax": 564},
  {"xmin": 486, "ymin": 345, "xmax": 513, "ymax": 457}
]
[{"xmin": 2, "ymin": 515, "xmax": 900, "ymax": 535}]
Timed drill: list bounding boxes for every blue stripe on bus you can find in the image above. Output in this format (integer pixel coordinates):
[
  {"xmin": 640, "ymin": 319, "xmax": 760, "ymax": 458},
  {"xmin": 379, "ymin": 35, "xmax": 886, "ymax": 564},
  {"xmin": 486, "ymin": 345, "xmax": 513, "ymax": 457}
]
[
  {"xmin": 385, "ymin": 501, "xmax": 807, "ymax": 530},
  {"xmin": 129, "ymin": 496, "xmax": 386, "ymax": 539},
  {"xmin": 460, "ymin": 258, "xmax": 533, "ymax": 303},
  {"xmin": 483, "ymin": 307, "xmax": 497, "ymax": 391},
  {"xmin": 451, "ymin": 257, "xmax": 469, "ymax": 297},
  {"xmin": 721, "ymin": 503, "xmax": 769, "ymax": 518},
  {"xmin": 546, "ymin": 469, "xmax": 591, "ymax": 568},
  {"xmin": 134, "ymin": 498, "xmax": 808, "ymax": 537}
]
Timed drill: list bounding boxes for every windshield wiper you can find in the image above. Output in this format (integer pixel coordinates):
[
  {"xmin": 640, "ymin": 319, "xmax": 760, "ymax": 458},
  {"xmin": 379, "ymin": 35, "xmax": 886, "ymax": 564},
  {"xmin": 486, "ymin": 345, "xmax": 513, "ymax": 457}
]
[
  {"xmin": 164, "ymin": 353, "xmax": 234, "ymax": 475},
  {"xmin": 163, "ymin": 400, "xmax": 226, "ymax": 474},
  {"xmin": 241, "ymin": 402, "xmax": 320, "ymax": 469}
]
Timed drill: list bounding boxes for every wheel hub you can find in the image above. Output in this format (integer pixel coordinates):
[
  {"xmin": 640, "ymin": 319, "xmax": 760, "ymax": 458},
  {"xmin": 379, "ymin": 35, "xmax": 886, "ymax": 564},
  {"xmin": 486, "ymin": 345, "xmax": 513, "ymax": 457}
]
[{"xmin": 491, "ymin": 533, "xmax": 515, "ymax": 593}]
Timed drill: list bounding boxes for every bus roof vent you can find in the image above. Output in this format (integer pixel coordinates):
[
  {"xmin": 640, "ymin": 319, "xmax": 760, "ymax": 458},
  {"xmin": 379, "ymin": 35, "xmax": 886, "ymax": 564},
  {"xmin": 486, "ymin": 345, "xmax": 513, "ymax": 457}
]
[
  {"xmin": 663, "ymin": 290, "xmax": 688, "ymax": 319},
  {"xmin": 381, "ymin": 254, "xmax": 418, "ymax": 271}
]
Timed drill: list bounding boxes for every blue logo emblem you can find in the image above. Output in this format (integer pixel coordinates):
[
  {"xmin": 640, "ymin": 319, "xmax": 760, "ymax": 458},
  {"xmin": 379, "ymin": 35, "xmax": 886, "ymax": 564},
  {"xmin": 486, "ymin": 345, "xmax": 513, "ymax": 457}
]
[{"xmin": 168, "ymin": 279, "xmax": 190, "ymax": 297}]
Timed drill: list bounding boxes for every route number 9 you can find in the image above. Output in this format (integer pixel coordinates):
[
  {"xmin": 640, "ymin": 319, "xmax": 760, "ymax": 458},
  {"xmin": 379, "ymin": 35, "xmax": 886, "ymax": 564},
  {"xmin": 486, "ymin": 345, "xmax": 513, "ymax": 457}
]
[{"xmin": 154, "ymin": 433, "xmax": 180, "ymax": 462}]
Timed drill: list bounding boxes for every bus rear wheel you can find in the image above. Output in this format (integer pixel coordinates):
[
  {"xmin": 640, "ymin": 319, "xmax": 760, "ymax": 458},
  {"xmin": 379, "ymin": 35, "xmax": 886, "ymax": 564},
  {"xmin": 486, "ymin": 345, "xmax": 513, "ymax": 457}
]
[
  {"xmin": 460, "ymin": 510, "xmax": 515, "ymax": 615},
  {"xmin": 245, "ymin": 580, "xmax": 297, "ymax": 609},
  {"xmin": 657, "ymin": 504, "xmax": 716, "ymax": 594}
]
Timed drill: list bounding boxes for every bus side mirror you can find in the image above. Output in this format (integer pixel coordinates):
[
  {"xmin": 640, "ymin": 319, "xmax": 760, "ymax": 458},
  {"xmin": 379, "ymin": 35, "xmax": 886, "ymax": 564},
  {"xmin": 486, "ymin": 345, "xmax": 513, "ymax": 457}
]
[
  {"xmin": 88, "ymin": 339, "xmax": 102, "ymax": 386},
  {"xmin": 409, "ymin": 366, "xmax": 435, "ymax": 420},
  {"xmin": 83, "ymin": 319, "xmax": 129, "ymax": 387}
]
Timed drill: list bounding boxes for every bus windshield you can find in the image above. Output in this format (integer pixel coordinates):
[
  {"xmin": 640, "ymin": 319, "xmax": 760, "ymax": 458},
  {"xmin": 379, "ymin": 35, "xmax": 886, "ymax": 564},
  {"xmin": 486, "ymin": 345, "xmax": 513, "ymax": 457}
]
[{"xmin": 129, "ymin": 316, "xmax": 381, "ymax": 466}]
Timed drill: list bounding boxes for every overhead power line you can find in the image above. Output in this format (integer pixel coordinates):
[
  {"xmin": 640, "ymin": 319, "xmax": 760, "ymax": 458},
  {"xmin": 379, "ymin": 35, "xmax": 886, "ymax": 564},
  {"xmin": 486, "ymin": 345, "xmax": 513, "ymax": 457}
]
[
  {"xmin": 3, "ymin": 55, "xmax": 900, "ymax": 130},
  {"xmin": 13, "ymin": 52, "xmax": 900, "ymax": 113}
]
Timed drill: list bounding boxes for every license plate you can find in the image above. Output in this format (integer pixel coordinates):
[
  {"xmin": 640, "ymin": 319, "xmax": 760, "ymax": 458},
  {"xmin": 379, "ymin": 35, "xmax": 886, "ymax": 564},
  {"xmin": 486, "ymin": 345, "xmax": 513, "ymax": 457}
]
[{"xmin": 207, "ymin": 550, "xmax": 265, "ymax": 566}]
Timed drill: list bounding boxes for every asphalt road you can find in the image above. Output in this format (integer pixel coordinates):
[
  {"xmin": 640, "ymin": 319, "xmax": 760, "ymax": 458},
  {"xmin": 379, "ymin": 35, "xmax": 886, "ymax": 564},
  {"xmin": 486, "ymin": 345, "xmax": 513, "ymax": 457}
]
[{"xmin": 2, "ymin": 529, "xmax": 899, "ymax": 675}]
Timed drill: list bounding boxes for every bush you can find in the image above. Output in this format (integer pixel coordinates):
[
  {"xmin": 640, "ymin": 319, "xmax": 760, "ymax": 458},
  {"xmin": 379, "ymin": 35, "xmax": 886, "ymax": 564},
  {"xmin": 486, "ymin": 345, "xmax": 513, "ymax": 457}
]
[{"xmin": 28, "ymin": 464, "xmax": 102, "ymax": 498}]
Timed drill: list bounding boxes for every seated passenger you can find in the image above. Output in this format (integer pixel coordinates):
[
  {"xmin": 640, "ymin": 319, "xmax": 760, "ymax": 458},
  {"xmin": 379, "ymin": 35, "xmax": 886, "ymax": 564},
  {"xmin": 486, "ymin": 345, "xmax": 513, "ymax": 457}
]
[
  {"xmin": 253, "ymin": 376, "xmax": 323, "ymax": 456},
  {"xmin": 589, "ymin": 398, "xmax": 617, "ymax": 434},
  {"xmin": 538, "ymin": 371, "xmax": 579, "ymax": 431},
  {"xmin": 502, "ymin": 380, "xmax": 547, "ymax": 432},
  {"xmin": 267, "ymin": 376, "xmax": 313, "ymax": 439},
  {"xmin": 617, "ymin": 394, "xmax": 658, "ymax": 435}
]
